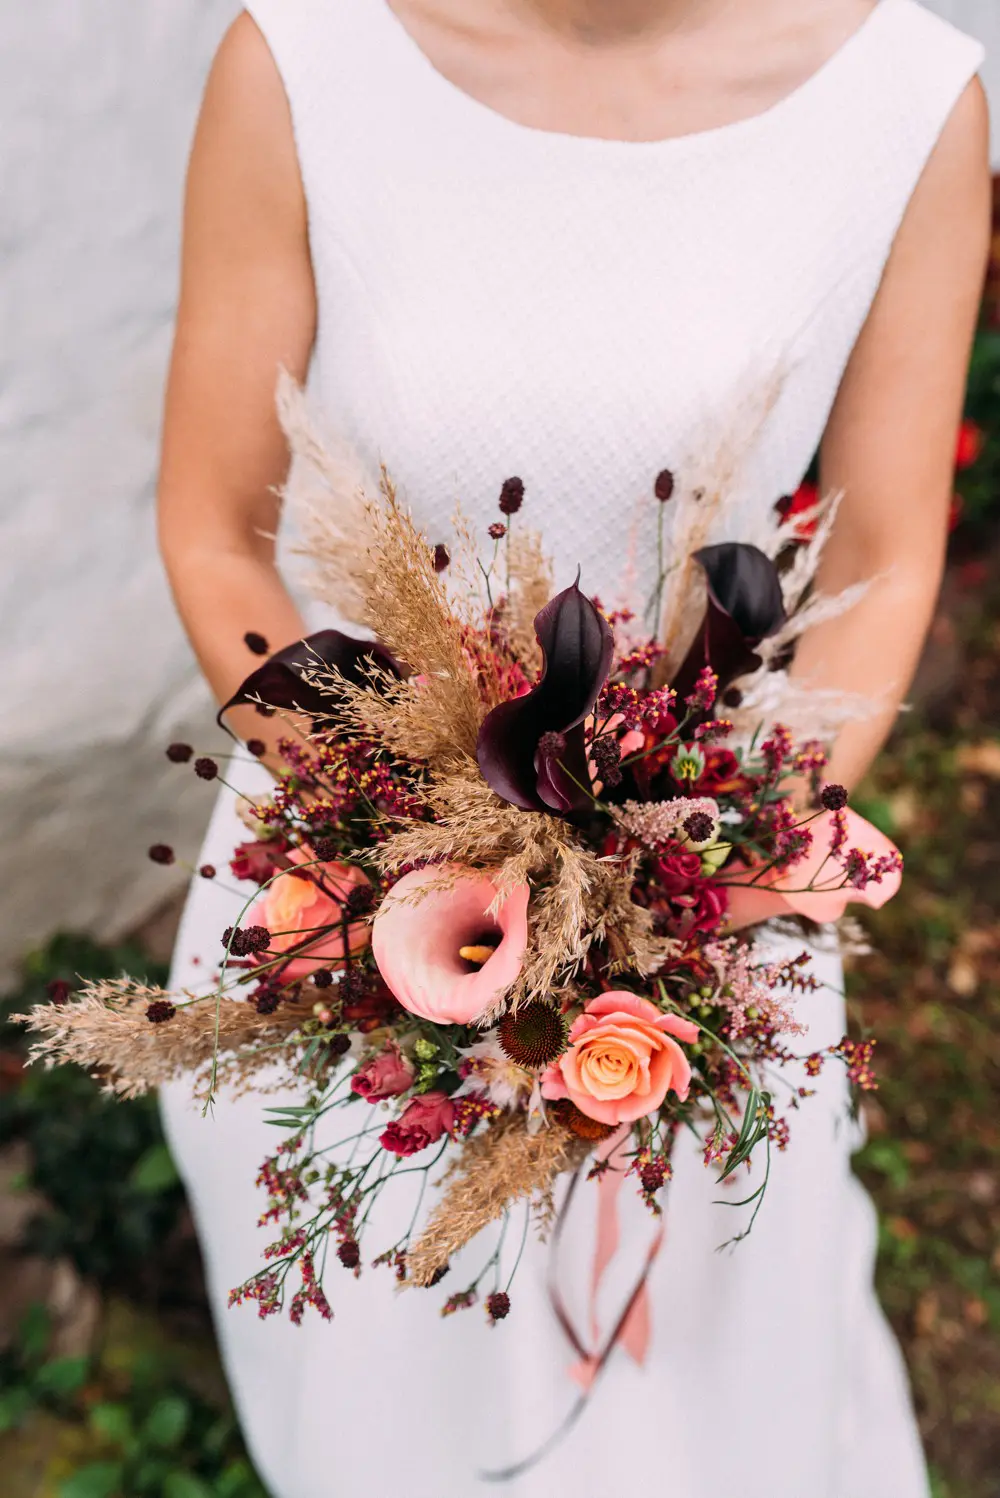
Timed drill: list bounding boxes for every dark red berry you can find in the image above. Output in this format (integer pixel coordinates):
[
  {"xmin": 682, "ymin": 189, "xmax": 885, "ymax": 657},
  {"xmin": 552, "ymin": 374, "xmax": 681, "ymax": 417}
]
[
  {"xmin": 166, "ymin": 743, "xmax": 193, "ymax": 763},
  {"xmin": 194, "ymin": 757, "xmax": 218, "ymax": 781},
  {"xmin": 199, "ymin": 864, "xmax": 216, "ymax": 879},
  {"xmin": 498, "ymin": 477, "xmax": 524, "ymax": 515},
  {"xmin": 343, "ymin": 884, "xmax": 375, "ymax": 919},
  {"xmin": 683, "ymin": 811, "xmax": 715, "ymax": 843},
  {"xmin": 46, "ymin": 979, "xmax": 72, "ymax": 1005},
  {"xmin": 313, "ymin": 836, "xmax": 339, "ymax": 861},
  {"xmin": 148, "ymin": 844, "xmax": 175, "ymax": 865},
  {"xmin": 486, "ymin": 1291, "xmax": 511, "ymax": 1322},
  {"xmin": 821, "ymin": 783, "xmax": 849, "ymax": 812},
  {"xmin": 146, "ymin": 1000, "xmax": 176, "ymax": 1024},
  {"xmin": 328, "ymin": 1033, "xmax": 351, "ymax": 1057},
  {"xmin": 488, "ymin": 521, "xmax": 507, "ymax": 541},
  {"xmin": 313, "ymin": 969, "xmax": 334, "ymax": 989},
  {"xmin": 433, "ymin": 543, "xmax": 451, "ymax": 572},
  {"xmin": 654, "ymin": 469, "xmax": 675, "ymax": 503},
  {"xmin": 337, "ymin": 1241, "xmax": 361, "ymax": 1269},
  {"xmin": 246, "ymin": 739, "xmax": 267, "ymax": 758},
  {"xmin": 244, "ymin": 631, "xmax": 270, "ymax": 656}
]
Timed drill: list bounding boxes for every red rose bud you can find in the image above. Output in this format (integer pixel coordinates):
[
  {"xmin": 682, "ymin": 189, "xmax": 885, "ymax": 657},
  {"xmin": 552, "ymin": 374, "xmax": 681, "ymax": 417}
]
[
  {"xmin": 380, "ymin": 1092, "xmax": 456, "ymax": 1156},
  {"xmin": 351, "ymin": 1043, "xmax": 415, "ymax": 1102},
  {"xmin": 230, "ymin": 840, "xmax": 285, "ymax": 884}
]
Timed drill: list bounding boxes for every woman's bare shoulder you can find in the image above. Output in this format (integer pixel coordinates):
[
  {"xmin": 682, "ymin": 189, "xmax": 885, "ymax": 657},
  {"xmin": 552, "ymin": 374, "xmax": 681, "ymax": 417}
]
[{"xmin": 185, "ymin": 13, "xmax": 308, "ymax": 265}]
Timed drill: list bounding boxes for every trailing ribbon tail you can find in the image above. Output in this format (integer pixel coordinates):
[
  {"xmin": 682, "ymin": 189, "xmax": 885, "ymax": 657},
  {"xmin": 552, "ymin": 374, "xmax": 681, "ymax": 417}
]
[{"xmin": 480, "ymin": 1128, "xmax": 666, "ymax": 1484}]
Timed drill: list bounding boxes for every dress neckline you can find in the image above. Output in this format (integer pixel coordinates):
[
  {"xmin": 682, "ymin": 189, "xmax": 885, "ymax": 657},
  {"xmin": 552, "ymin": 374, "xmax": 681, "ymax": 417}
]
[{"xmin": 373, "ymin": 0, "xmax": 899, "ymax": 157}]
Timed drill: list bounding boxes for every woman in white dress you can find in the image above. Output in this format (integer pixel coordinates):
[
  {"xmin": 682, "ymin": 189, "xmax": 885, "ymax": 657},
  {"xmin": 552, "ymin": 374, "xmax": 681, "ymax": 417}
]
[{"xmin": 156, "ymin": 3, "xmax": 990, "ymax": 1495}]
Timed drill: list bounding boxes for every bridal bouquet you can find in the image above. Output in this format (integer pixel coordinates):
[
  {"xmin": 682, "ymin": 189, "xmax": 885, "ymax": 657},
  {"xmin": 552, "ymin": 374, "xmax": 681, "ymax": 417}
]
[{"xmin": 17, "ymin": 378, "xmax": 902, "ymax": 1337}]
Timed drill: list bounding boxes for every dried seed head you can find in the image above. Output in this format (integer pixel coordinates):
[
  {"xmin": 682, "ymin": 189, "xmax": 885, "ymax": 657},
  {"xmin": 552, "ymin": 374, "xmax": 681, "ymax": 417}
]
[{"xmin": 497, "ymin": 1001, "xmax": 568, "ymax": 1069}]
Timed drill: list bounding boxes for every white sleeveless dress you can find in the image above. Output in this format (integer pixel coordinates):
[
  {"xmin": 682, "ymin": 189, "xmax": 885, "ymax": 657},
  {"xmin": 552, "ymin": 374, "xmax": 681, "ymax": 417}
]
[{"xmin": 160, "ymin": 4, "xmax": 984, "ymax": 1494}]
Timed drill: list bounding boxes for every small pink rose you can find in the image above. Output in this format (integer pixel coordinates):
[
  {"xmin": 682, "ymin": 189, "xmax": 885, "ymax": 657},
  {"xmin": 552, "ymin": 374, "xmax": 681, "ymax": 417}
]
[
  {"xmin": 251, "ymin": 847, "xmax": 371, "ymax": 981},
  {"xmin": 724, "ymin": 808, "xmax": 903, "ymax": 929},
  {"xmin": 380, "ymin": 1091, "xmax": 456, "ymax": 1157},
  {"xmin": 372, "ymin": 865, "xmax": 529, "ymax": 1025},
  {"xmin": 542, "ymin": 991, "xmax": 698, "ymax": 1126},
  {"xmin": 351, "ymin": 1042, "xmax": 415, "ymax": 1102}
]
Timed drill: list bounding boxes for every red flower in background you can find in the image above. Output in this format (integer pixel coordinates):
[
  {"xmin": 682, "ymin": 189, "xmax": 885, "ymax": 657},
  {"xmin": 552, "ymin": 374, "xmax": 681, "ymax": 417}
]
[
  {"xmin": 775, "ymin": 482, "xmax": 820, "ymax": 541},
  {"xmin": 955, "ymin": 419, "xmax": 984, "ymax": 472}
]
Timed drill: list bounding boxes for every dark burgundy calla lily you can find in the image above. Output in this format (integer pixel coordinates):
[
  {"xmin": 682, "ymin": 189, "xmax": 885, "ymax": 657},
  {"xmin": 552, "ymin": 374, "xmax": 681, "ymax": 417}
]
[
  {"xmin": 477, "ymin": 579, "xmax": 614, "ymax": 813},
  {"xmin": 217, "ymin": 629, "xmax": 400, "ymax": 735},
  {"xmin": 671, "ymin": 543, "xmax": 786, "ymax": 703}
]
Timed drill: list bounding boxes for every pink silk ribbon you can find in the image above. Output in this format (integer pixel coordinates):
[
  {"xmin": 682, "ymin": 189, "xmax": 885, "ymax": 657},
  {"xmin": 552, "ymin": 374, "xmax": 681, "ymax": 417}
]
[{"xmin": 551, "ymin": 1126, "xmax": 666, "ymax": 1391}]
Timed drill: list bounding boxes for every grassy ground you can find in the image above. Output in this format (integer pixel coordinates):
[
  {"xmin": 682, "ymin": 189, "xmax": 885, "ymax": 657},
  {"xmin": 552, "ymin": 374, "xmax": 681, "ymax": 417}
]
[
  {"xmin": 0, "ymin": 557, "xmax": 997, "ymax": 1498},
  {"xmin": 849, "ymin": 549, "xmax": 1000, "ymax": 1498}
]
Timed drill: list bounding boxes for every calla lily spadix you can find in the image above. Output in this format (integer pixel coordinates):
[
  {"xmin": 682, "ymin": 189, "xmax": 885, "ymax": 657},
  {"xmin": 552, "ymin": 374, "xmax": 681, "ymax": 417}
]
[{"xmin": 371, "ymin": 865, "xmax": 530, "ymax": 1026}]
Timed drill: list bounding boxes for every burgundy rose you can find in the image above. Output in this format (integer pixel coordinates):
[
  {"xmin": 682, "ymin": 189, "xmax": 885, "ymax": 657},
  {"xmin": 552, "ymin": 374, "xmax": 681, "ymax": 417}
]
[
  {"xmin": 380, "ymin": 1092, "xmax": 456, "ymax": 1157},
  {"xmin": 351, "ymin": 1043, "xmax": 415, "ymax": 1102},
  {"xmin": 655, "ymin": 849, "xmax": 728, "ymax": 938},
  {"xmin": 230, "ymin": 840, "xmax": 287, "ymax": 885}
]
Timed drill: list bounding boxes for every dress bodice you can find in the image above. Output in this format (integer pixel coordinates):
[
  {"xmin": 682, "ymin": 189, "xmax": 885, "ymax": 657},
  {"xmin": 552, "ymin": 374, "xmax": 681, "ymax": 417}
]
[{"xmin": 246, "ymin": 0, "xmax": 984, "ymax": 625}]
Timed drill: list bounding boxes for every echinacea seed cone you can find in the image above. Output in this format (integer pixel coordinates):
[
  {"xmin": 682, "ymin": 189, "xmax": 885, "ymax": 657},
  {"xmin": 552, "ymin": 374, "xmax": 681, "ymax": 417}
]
[{"xmin": 497, "ymin": 1001, "xmax": 567, "ymax": 1068}]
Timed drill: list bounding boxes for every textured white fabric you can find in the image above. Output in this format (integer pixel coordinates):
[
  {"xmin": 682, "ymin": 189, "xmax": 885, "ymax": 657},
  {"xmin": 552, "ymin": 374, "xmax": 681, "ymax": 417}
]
[{"xmin": 160, "ymin": 3, "xmax": 984, "ymax": 1494}]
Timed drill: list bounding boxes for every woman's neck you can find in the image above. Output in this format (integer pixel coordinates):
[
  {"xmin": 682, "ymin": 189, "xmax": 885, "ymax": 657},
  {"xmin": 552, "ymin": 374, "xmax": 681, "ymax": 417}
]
[{"xmin": 505, "ymin": 0, "xmax": 728, "ymax": 46}]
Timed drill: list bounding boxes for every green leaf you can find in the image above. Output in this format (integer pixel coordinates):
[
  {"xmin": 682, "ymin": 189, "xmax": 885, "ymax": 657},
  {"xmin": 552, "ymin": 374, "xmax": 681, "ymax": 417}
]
[
  {"xmin": 163, "ymin": 1474, "xmax": 216, "ymax": 1498},
  {"xmin": 17, "ymin": 1301, "xmax": 51, "ymax": 1363},
  {"xmin": 33, "ymin": 1355, "xmax": 90, "ymax": 1398},
  {"xmin": 88, "ymin": 1400, "xmax": 134, "ymax": 1446},
  {"xmin": 58, "ymin": 1461, "xmax": 126, "ymax": 1498},
  {"xmin": 0, "ymin": 1386, "xmax": 35, "ymax": 1432},
  {"xmin": 128, "ymin": 1142, "xmax": 180, "ymax": 1194},
  {"xmin": 141, "ymin": 1394, "xmax": 190, "ymax": 1449}
]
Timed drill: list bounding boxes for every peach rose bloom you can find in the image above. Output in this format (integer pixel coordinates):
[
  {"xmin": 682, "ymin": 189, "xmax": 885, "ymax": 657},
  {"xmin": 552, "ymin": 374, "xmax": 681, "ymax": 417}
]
[
  {"xmin": 252, "ymin": 847, "xmax": 371, "ymax": 981},
  {"xmin": 542, "ymin": 991, "xmax": 699, "ymax": 1126}
]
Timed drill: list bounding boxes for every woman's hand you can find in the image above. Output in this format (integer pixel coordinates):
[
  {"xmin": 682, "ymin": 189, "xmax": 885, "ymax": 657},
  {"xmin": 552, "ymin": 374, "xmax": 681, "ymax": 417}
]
[{"xmin": 157, "ymin": 15, "xmax": 317, "ymax": 771}]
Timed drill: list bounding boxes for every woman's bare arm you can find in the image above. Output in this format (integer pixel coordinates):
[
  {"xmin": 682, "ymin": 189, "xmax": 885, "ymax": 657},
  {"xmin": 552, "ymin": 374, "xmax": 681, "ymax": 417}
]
[
  {"xmin": 794, "ymin": 78, "xmax": 991, "ymax": 792},
  {"xmin": 158, "ymin": 14, "xmax": 316, "ymax": 757}
]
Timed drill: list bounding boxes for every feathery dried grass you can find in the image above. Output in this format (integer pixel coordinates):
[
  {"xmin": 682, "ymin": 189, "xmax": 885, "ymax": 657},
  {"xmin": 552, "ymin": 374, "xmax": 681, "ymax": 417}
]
[
  {"xmin": 406, "ymin": 1115, "xmax": 592, "ymax": 1286},
  {"xmin": 14, "ymin": 982, "xmax": 303, "ymax": 1101},
  {"xmin": 656, "ymin": 368, "xmax": 786, "ymax": 679},
  {"xmin": 503, "ymin": 528, "xmax": 553, "ymax": 674},
  {"xmin": 276, "ymin": 370, "xmax": 381, "ymax": 626}
]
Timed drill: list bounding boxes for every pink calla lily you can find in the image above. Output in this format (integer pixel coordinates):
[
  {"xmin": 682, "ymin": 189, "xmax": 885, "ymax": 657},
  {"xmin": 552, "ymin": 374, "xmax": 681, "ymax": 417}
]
[
  {"xmin": 725, "ymin": 807, "xmax": 903, "ymax": 929},
  {"xmin": 371, "ymin": 865, "xmax": 530, "ymax": 1025}
]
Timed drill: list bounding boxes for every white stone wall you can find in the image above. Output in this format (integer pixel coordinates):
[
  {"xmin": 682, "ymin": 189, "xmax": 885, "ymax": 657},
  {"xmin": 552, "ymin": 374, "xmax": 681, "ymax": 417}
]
[
  {"xmin": 0, "ymin": 1, "xmax": 997, "ymax": 988},
  {"xmin": 0, "ymin": 0, "xmax": 240, "ymax": 986}
]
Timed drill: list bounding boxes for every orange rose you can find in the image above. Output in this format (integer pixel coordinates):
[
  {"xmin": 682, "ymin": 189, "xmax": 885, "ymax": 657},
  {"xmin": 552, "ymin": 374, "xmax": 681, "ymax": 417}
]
[
  {"xmin": 541, "ymin": 991, "xmax": 699, "ymax": 1126},
  {"xmin": 252, "ymin": 847, "xmax": 371, "ymax": 981}
]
